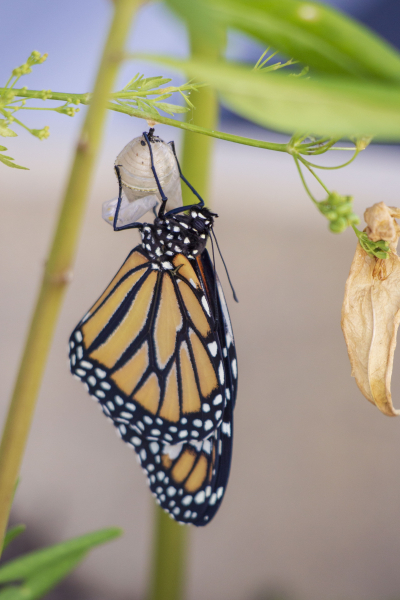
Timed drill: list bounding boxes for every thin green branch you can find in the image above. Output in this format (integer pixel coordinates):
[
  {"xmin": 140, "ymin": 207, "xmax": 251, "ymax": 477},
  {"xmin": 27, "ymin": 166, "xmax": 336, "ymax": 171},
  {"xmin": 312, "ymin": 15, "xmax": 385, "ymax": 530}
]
[
  {"xmin": 0, "ymin": 87, "xmax": 290, "ymax": 153},
  {"xmin": 0, "ymin": 0, "xmax": 142, "ymax": 556},
  {"xmin": 302, "ymin": 149, "xmax": 360, "ymax": 170},
  {"xmin": 327, "ymin": 146, "xmax": 360, "ymax": 151},
  {"xmin": 298, "ymin": 156, "xmax": 330, "ymax": 194},
  {"xmin": 3, "ymin": 115, "xmax": 31, "ymax": 132},
  {"xmin": 294, "ymin": 156, "xmax": 318, "ymax": 203}
]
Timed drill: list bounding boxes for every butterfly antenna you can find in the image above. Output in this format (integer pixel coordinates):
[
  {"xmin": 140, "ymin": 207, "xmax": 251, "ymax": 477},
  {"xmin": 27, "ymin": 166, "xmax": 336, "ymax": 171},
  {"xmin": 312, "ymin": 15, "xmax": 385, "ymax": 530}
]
[
  {"xmin": 169, "ymin": 140, "xmax": 205, "ymax": 208},
  {"xmin": 143, "ymin": 130, "xmax": 168, "ymax": 218},
  {"xmin": 209, "ymin": 233, "xmax": 220, "ymax": 331},
  {"xmin": 211, "ymin": 229, "xmax": 239, "ymax": 303}
]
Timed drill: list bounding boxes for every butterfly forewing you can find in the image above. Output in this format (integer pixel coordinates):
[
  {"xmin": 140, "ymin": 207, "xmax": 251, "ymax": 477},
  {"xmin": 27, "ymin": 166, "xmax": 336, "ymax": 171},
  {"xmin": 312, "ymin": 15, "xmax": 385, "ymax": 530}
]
[{"xmin": 70, "ymin": 247, "xmax": 228, "ymax": 445}]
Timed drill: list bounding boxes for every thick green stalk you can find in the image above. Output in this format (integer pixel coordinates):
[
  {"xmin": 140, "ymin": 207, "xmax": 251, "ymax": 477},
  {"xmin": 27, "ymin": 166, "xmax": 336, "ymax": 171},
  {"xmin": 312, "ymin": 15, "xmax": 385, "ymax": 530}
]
[
  {"xmin": 0, "ymin": 0, "xmax": 141, "ymax": 553},
  {"xmin": 180, "ymin": 32, "xmax": 220, "ymax": 204},
  {"xmin": 146, "ymin": 28, "xmax": 220, "ymax": 600},
  {"xmin": 147, "ymin": 509, "xmax": 188, "ymax": 600}
]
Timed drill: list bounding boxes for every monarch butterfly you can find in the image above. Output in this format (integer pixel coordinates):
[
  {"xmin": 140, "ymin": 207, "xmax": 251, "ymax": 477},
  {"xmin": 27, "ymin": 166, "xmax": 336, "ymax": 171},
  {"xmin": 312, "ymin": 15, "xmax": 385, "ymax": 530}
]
[{"xmin": 69, "ymin": 130, "xmax": 237, "ymax": 525}]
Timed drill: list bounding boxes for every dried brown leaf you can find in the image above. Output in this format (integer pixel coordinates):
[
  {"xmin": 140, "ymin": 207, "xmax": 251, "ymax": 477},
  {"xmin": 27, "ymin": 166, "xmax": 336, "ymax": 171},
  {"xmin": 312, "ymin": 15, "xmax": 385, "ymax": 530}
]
[{"xmin": 342, "ymin": 202, "xmax": 400, "ymax": 416}]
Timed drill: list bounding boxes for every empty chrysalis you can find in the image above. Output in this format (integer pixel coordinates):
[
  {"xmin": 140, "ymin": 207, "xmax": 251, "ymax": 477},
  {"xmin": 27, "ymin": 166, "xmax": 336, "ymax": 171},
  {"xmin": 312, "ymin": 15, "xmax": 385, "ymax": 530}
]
[{"xmin": 102, "ymin": 130, "xmax": 183, "ymax": 226}]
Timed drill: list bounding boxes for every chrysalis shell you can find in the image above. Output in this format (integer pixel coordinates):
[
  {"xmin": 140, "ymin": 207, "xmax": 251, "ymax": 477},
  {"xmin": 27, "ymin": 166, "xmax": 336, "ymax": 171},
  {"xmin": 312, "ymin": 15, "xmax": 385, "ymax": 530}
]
[{"xmin": 102, "ymin": 133, "xmax": 182, "ymax": 226}]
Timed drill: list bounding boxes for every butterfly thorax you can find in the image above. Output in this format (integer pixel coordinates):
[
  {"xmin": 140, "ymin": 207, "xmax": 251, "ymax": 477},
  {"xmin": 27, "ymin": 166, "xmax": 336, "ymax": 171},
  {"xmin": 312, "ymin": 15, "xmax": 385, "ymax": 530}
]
[{"xmin": 139, "ymin": 207, "xmax": 216, "ymax": 261}]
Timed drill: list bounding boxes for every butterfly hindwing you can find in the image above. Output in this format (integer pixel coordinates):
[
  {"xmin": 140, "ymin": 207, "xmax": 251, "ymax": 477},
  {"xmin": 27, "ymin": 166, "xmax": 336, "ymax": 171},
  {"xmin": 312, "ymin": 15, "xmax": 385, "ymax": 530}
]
[
  {"xmin": 122, "ymin": 398, "xmax": 233, "ymax": 525},
  {"xmin": 70, "ymin": 248, "xmax": 228, "ymax": 445}
]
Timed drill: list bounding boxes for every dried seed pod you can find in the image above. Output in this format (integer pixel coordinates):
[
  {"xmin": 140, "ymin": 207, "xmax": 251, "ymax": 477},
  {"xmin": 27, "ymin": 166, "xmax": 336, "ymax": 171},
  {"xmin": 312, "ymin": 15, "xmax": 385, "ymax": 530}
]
[
  {"xmin": 102, "ymin": 132, "xmax": 182, "ymax": 226},
  {"xmin": 342, "ymin": 202, "xmax": 400, "ymax": 416}
]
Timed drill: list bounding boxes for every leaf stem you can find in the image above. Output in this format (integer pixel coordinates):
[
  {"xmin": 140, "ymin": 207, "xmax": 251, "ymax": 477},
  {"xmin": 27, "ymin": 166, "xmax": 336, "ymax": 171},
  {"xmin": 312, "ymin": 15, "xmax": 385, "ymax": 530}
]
[
  {"xmin": 0, "ymin": 0, "xmax": 142, "ymax": 555},
  {"xmin": 302, "ymin": 148, "xmax": 360, "ymax": 170},
  {"xmin": 298, "ymin": 156, "xmax": 331, "ymax": 194},
  {"xmin": 294, "ymin": 156, "xmax": 318, "ymax": 203}
]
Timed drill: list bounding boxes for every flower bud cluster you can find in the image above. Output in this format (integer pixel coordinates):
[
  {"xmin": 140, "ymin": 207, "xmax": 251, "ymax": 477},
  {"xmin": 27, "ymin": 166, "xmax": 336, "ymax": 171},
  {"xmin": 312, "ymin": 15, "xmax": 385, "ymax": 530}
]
[
  {"xmin": 56, "ymin": 104, "xmax": 80, "ymax": 117},
  {"xmin": 317, "ymin": 191, "xmax": 359, "ymax": 233},
  {"xmin": 31, "ymin": 126, "xmax": 50, "ymax": 140}
]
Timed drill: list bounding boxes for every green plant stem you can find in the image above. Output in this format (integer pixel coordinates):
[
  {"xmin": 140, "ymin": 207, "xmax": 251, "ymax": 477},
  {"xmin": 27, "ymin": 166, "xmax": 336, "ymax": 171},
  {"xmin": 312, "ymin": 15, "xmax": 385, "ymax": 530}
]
[
  {"xmin": 180, "ymin": 31, "xmax": 220, "ymax": 204},
  {"xmin": 147, "ymin": 509, "xmax": 188, "ymax": 600},
  {"xmin": 294, "ymin": 156, "xmax": 318, "ymax": 203},
  {"xmin": 303, "ymin": 149, "xmax": 360, "ymax": 170},
  {"xmin": 146, "ymin": 28, "xmax": 220, "ymax": 600},
  {"xmin": 0, "ymin": 0, "xmax": 142, "ymax": 556},
  {"xmin": 298, "ymin": 156, "xmax": 330, "ymax": 194},
  {"xmin": 0, "ymin": 88, "xmax": 288, "ymax": 152}
]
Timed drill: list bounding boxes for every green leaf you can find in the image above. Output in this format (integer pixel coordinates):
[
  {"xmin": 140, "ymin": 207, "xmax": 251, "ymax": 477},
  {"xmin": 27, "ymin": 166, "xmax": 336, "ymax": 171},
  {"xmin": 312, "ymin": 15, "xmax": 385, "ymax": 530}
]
[
  {"xmin": 145, "ymin": 55, "xmax": 400, "ymax": 140},
  {"xmin": 0, "ymin": 146, "xmax": 7, "ymax": 151},
  {"xmin": 155, "ymin": 102, "xmax": 189, "ymax": 115},
  {"xmin": 0, "ymin": 527, "xmax": 122, "ymax": 583},
  {"xmin": 0, "ymin": 551, "xmax": 87, "ymax": 600},
  {"xmin": 135, "ymin": 98, "xmax": 160, "ymax": 117},
  {"xmin": 0, "ymin": 121, "xmax": 17, "ymax": 138},
  {"xmin": 0, "ymin": 153, "xmax": 29, "ymax": 170},
  {"xmin": 181, "ymin": 0, "xmax": 400, "ymax": 82},
  {"xmin": 166, "ymin": 0, "xmax": 226, "ymax": 49},
  {"xmin": 2, "ymin": 526, "xmax": 26, "ymax": 553},
  {"xmin": 353, "ymin": 226, "xmax": 391, "ymax": 259},
  {"xmin": 140, "ymin": 76, "xmax": 171, "ymax": 91}
]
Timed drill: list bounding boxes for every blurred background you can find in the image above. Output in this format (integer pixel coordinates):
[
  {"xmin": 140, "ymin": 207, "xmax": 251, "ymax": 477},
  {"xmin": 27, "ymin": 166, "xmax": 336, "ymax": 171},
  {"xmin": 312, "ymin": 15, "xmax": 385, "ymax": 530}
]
[{"xmin": 2, "ymin": 1, "xmax": 400, "ymax": 599}]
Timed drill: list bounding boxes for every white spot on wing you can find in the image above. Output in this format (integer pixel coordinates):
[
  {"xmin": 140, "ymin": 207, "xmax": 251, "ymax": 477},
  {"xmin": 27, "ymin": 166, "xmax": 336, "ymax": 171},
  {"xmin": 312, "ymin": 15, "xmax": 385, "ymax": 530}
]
[
  {"xmin": 150, "ymin": 442, "xmax": 160, "ymax": 454},
  {"xmin": 222, "ymin": 422, "xmax": 231, "ymax": 437},
  {"xmin": 120, "ymin": 411, "xmax": 133, "ymax": 419},
  {"xmin": 163, "ymin": 443, "xmax": 183, "ymax": 460},
  {"xmin": 201, "ymin": 296, "xmax": 211, "ymax": 316},
  {"xmin": 203, "ymin": 439, "xmax": 212, "ymax": 453},
  {"xmin": 218, "ymin": 362, "xmax": 225, "ymax": 384},
  {"xmin": 231, "ymin": 358, "xmax": 237, "ymax": 379},
  {"xmin": 208, "ymin": 342, "xmax": 218, "ymax": 357},
  {"xmin": 194, "ymin": 491, "xmax": 205, "ymax": 504},
  {"xmin": 80, "ymin": 360, "xmax": 93, "ymax": 369}
]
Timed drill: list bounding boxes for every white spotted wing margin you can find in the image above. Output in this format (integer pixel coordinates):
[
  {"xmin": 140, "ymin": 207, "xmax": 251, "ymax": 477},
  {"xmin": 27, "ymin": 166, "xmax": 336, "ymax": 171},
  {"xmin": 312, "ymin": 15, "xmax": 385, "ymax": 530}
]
[
  {"xmin": 122, "ymin": 399, "xmax": 233, "ymax": 526},
  {"xmin": 194, "ymin": 250, "xmax": 238, "ymax": 408},
  {"xmin": 69, "ymin": 245, "xmax": 229, "ymax": 446}
]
